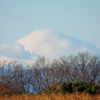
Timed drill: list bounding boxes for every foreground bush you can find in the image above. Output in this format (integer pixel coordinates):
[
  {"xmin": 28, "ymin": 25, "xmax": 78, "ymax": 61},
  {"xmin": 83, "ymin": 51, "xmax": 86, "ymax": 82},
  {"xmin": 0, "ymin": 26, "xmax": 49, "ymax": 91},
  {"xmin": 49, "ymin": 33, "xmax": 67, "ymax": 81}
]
[
  {"xmin": 41, "ymin": 81, "xmax": 100, "ymax": 95},
  {"xmin": 0, "ymin": 85, "xmax": 23, "ymax": 96}
]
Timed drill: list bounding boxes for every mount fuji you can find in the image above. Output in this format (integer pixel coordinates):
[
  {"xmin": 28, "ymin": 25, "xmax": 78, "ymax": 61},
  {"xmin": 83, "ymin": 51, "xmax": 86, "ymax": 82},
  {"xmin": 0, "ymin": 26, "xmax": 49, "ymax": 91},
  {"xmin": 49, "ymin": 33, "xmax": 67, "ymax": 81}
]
[{"xmin": 0, "ymin": 28, "xmax": 100, "ymax": 63}]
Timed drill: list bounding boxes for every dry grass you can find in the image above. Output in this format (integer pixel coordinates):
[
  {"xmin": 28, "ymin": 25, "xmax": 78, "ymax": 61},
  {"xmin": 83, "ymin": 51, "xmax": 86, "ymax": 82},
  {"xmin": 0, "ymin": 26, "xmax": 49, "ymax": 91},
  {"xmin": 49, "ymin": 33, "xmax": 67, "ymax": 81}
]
[{"xmin": 0, "ymin": 93, "xmax": 100, "ymax": 100}]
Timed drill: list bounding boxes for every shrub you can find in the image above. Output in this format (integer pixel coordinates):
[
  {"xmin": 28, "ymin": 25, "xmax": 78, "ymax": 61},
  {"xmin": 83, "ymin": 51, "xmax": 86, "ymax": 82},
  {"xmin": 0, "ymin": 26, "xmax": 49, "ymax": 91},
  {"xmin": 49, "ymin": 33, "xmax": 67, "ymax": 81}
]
[{"xmin": 41, "ymin": 81, "xmax": 100, "ymax": 95}]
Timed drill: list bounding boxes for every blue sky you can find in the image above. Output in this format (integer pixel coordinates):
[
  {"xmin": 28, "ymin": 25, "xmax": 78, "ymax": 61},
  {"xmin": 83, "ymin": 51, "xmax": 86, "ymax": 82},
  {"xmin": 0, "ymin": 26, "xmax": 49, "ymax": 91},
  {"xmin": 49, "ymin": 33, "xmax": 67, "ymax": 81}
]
[{"xmin": 0, "ymin": 0, "xmax": 100, "ymax": 48}]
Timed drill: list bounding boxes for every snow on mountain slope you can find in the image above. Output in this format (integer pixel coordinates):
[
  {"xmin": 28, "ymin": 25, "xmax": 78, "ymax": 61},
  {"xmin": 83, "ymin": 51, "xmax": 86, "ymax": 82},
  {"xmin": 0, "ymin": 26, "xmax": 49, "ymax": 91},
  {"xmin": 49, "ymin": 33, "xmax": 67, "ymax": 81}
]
[
  {"xmin": 0, "ymin": 56, "xmax": 35, "ymax": 67},
  {"xmin": 17, "ymin": 28, "xmax": 100, "ymax": 59},
  {"xmin": 0, "ymin": 28, "xmax": 100, "ymax": 62}
]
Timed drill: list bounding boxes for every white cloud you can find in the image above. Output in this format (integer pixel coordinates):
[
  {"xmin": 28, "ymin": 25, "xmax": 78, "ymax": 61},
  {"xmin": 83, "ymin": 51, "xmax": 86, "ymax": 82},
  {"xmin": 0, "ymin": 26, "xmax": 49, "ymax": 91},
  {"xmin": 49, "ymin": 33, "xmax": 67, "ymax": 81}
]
[
  {"xmin": 0, "ymin": 28, "xmax": 100, "ymax": 60},
  {"xmin": 17, "ymin": 29, "xmax": 71, "ymax": 58},
  {"xmin": 0, "ymin": 42, "xmax": 33, "ymax": 60},
  {"xmin": 80, "ymin": 47, "xmax": 89, "ymax": 52},
  {"xmin": 17, "ymin": 28, "xmax": 100, "ymax": 58}
]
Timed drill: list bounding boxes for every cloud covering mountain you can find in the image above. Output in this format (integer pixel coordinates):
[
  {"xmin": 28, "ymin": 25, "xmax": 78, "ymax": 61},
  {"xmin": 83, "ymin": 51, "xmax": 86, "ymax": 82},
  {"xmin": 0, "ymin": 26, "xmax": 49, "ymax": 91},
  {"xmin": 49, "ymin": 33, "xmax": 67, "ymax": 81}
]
[
  {"xmin": 17, "ymin": 28, "xmax": 100, "ymax": 58},
  {"xmin": 0, "ymin": 28, "xmax": 100, "ymax": 60},
  {"xmin": 0, "ymin": 43, "xmax": 32, "ymax": 59}
]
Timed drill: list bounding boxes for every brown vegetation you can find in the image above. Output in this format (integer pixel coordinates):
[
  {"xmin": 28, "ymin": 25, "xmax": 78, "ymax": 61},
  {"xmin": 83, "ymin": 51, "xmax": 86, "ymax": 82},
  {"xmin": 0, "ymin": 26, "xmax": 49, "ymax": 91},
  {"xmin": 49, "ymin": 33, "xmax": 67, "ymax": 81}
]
[{"xmin": 0, "ymin": 93, "xmax": 100, "ymax": 100}]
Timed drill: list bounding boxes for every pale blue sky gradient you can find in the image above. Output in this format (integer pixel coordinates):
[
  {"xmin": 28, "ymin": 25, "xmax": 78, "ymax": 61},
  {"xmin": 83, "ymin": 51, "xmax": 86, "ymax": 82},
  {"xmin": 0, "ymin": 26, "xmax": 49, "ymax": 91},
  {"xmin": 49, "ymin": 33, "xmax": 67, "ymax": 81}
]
[{"xmin": 0, "ymin": 0, "xmax": 100, "ymax": 48}]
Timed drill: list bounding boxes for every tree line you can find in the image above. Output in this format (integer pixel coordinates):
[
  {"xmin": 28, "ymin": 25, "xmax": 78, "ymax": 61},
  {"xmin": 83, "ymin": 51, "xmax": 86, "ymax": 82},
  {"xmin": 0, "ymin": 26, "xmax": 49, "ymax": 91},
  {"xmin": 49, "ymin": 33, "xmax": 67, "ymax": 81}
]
[{"xmin": 0, "ymin": 52, "xmax": 100, "ymax": 95}]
